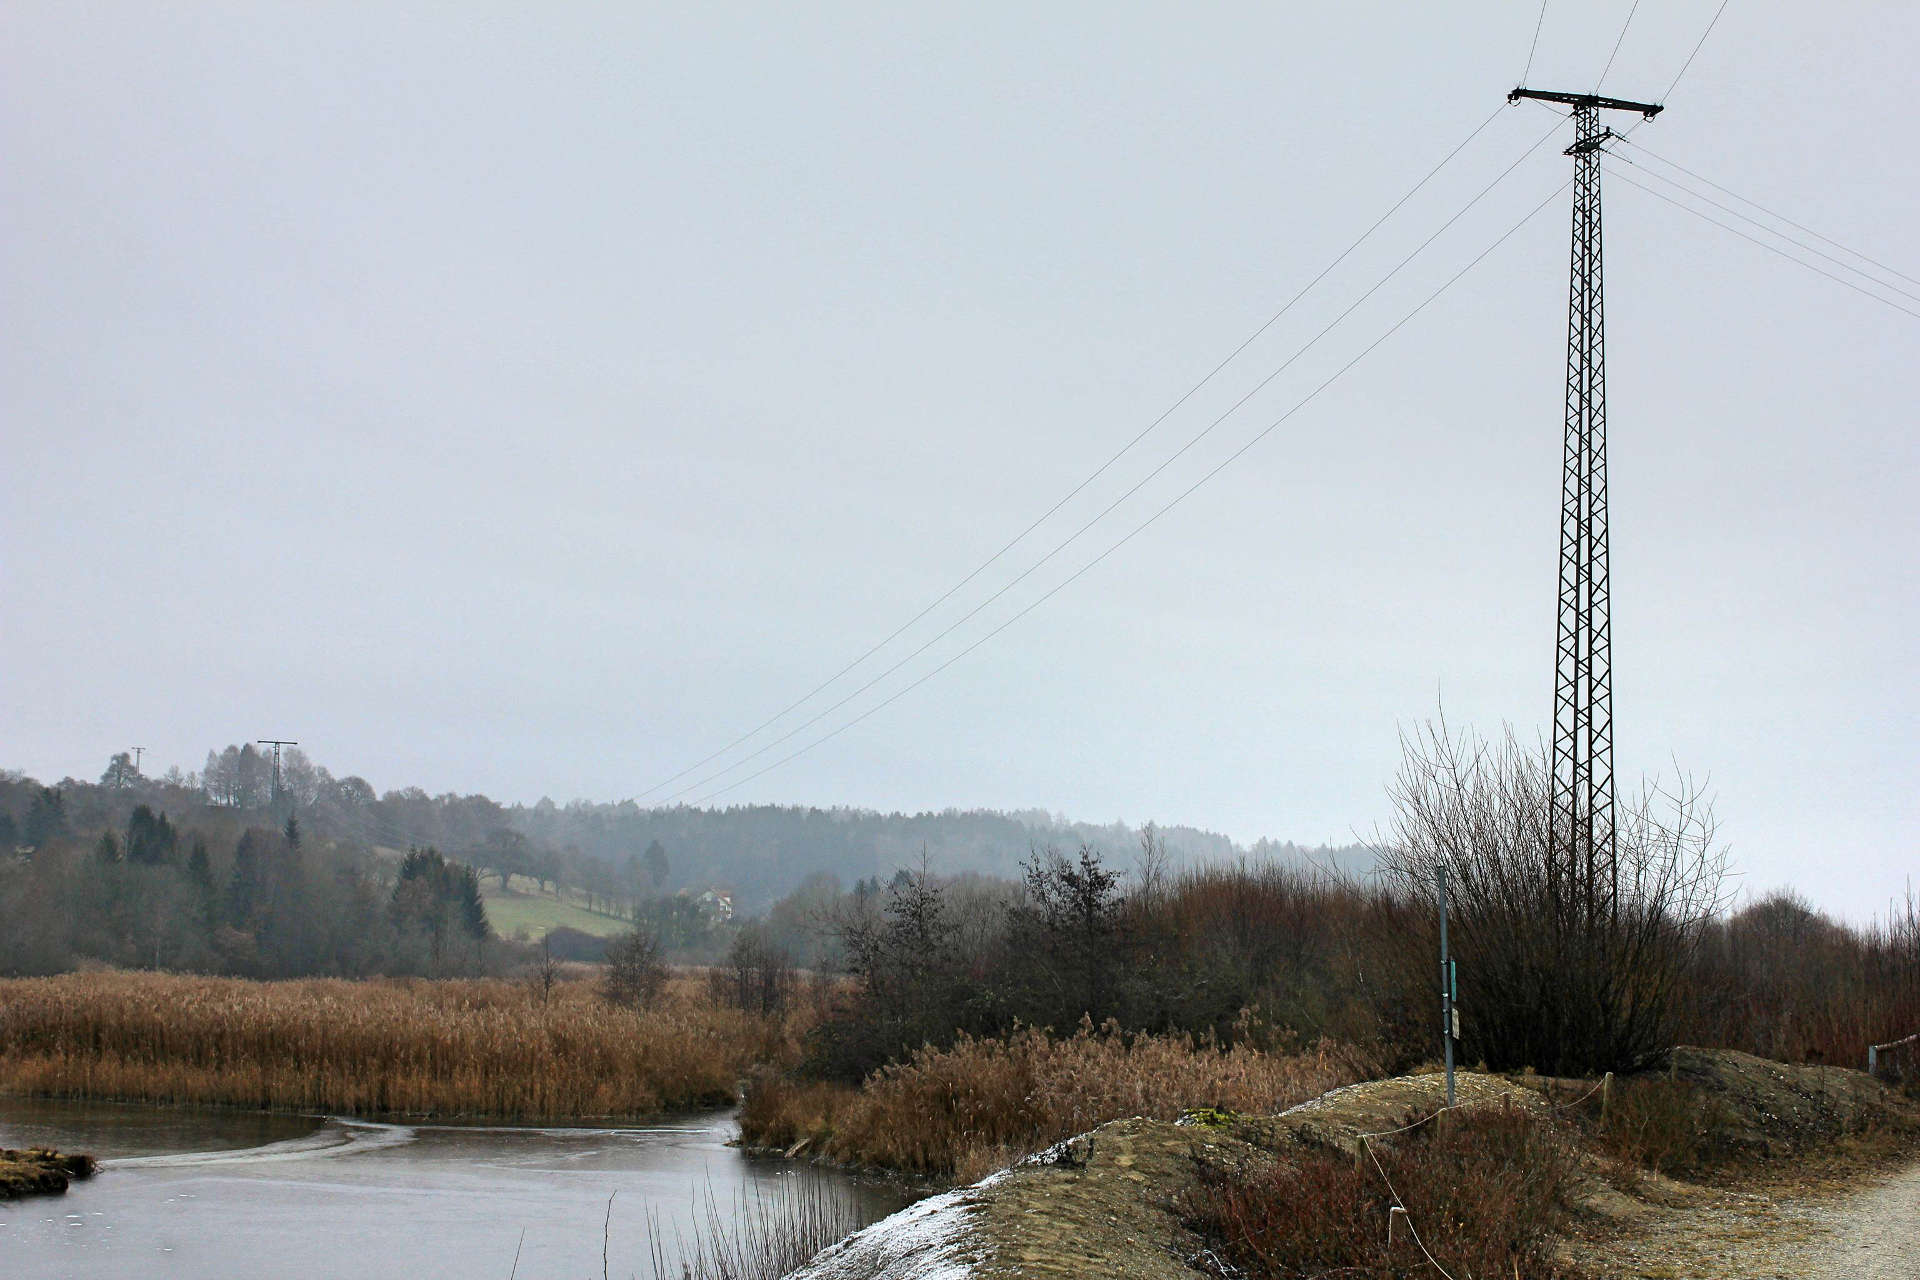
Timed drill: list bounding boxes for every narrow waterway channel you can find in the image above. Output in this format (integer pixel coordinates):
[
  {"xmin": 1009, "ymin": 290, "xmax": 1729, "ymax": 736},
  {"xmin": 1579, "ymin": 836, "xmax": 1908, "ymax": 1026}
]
[{"xmin": 1, "ymin": 1099, "xmax": 914, "ymax": 1280}]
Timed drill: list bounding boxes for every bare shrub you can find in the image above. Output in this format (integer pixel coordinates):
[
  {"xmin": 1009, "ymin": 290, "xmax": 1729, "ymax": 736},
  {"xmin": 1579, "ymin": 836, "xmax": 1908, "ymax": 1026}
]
[
  {"xmin": 1377, "ymin": 722, "xmax": 1728, "ymax": 1075},
  {"xmin": 709, "ymin": 923, "xmax": 794, "ymax": 1016},
  {"xmin": 602, "ymin": 927, "xmax": 666, "ymax": 1010},
  {"xmin": 1183, "ymin": 1107, "xmax": 1585, "ymax": 1280},
  {"xmin": 528, "ymin": 933, "xmax": 559, "ymax": 1007},
  {"xmin": 1681, "ymin": 887, "xmax": 1920, "ymax": 1076},
  {"xmin": 1140, "ymin": 860, "xmax": 1404, "ymax": 1053}
]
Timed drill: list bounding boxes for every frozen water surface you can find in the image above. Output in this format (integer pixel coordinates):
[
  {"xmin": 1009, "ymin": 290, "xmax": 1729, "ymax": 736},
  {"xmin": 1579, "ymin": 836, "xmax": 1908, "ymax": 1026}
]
[{"xmin": 0, "ymin": 1098, "xmax": 913, "ymax": 1280}]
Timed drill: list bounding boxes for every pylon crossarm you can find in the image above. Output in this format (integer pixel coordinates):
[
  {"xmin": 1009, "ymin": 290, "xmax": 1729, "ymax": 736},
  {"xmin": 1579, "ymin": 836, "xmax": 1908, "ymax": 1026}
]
[{"xmin": 1509, "ymin": 87, "xmax": 1662, "ymax": 118}]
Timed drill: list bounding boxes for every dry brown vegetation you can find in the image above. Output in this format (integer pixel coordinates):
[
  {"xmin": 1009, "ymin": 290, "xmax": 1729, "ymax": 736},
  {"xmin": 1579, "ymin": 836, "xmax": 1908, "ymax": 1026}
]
[
  {"xmin": 0, "ymin": 970, "xmax": 819, "ymax": 1120},
  {"xmin": 0, "ymin": 1147, "xmax": 96, "ymax": 1198},
  {"xmin": 647, "ymin": 1176, "xmax": 867, "ymax": 1280},
  {"xmin": 739, "ymin": 1020, "xmax": 1376, "ymax": 1181},
  {"xmin": 1184, "ymin": 1107, "xmax": 1587, "ymax": 1280}
]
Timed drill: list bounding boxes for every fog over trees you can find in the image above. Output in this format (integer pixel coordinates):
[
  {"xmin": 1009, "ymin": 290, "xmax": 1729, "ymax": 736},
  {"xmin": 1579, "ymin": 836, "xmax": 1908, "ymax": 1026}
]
[{"xmin": 0, "ymin": 746, "xmax": 1369, "ymax": 979}]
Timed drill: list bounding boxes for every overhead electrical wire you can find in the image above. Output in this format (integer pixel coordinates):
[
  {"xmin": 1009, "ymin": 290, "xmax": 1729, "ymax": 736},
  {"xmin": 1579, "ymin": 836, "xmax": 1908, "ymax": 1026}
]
[
  {"xmin": 1609, "ymin": 153, "xmax": 1920, "ymax": 307},
  {"xmin": 627, "ymin": 105, "xmax": 1533, "ymax": 803},
  {"xmin": 681, "ymin": 181, "xmax": 1573, "ymax": 807},
  {"xmin": 1662, "ymin": 0, "xmax": 1733, "ymax": 101},
  {"xmin": 1521, "ymin": 0, "xmax": 1551, "ymax": 83},
  {"xmin": 1613, "ymin": 136, "xmax": 1920, "ymax": 290},
  {"xmin": 642, "ymin": 6, "xmax": 1740, "ymax": 810},
  {"xmin": 1608, "ymin": 166, "xmax": 1920, "ymax": 322},
  {"xmin": 1600, "ymin": 0, "xmax": 1732, "ymax": 148},
  {"xmin": 655, "ymin": 121, "xmax": 1567, "ymax": 805},
  {"xmin": 1598, "ymin": 0, "xmax": 1643, "ymax": 90}
]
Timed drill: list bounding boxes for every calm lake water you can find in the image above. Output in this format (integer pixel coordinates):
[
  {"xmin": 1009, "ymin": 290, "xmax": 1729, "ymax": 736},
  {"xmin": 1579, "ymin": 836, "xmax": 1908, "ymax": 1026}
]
[{"xmin": 0, "ymin": 1099, "xmax": 914, "ymax": 1280}]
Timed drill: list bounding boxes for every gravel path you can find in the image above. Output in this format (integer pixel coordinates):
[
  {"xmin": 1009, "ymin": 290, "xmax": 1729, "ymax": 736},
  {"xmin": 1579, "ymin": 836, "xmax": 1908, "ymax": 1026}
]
[
  {"xmin": 1810, "ymin": 1158, "xmax": 1920, "ymax": 1280},
  {"xmin": 1579, "ymin": 1156, "xmax": 1920, "ymax": 1279}
]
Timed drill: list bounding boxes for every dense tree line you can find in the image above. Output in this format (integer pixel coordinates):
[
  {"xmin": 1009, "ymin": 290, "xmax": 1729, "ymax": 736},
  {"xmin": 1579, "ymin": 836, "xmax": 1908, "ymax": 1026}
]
[
  {"xmin": 0, "ymin": 773, "xmax": 494, "ymax": 977},
  {"xmin": 796, "ymin": 729, "xmax": 1920, "ymax": 1083}
]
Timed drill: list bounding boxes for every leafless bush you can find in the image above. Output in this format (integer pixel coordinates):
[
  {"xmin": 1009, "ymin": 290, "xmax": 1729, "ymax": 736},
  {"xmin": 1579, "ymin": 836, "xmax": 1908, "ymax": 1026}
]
[
  {"xmin": 1376, "ymin": 721, "xmax": 1729, "ymax": 1075},
  {"xmin": 528, "ymin": 933, "xmax": 559, "ymax": 1007},
  {"xmin": 1681, "ymin": 885, "xmax": 1920, "ymax": 1075},
  {"xmin": 709, "ymin": 923, "xmax": 795, "ymax": 1016},
  {"xmin": 601, "ymin": 927, "xmax": 667, "ymax": 1010}
]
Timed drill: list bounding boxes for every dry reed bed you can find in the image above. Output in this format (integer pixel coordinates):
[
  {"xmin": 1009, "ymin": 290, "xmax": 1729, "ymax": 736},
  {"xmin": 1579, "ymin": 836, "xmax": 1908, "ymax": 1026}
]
[
  {"xmin": 0, "ymin": 971, "xmax": 805, "ymax": 1120},
  {"xmin": 741, "ymin": 1021, "xmax": 1376, "ymax": 1180}
]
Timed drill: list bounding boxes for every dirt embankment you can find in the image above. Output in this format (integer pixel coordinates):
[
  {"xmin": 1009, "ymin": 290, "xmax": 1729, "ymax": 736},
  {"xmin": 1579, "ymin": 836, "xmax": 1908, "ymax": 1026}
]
[
  {"xmin": 790, "ymin": 1070, "xmax": 1546, "ymax": 1280},
  {"xmin": 790, "ymin": 1048, "xmax": 1920, "ymax": 1280},
  {"xmin": 0, "ymin": 1147, "xmax": 97, "ymax": 1199}
]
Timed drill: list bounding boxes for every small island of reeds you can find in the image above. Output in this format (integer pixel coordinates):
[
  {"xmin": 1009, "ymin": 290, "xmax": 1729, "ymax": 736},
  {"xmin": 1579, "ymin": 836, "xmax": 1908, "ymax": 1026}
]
[{"xmin": 0, "ymin": 1147, "xmax": 97, "ymax": 1198}]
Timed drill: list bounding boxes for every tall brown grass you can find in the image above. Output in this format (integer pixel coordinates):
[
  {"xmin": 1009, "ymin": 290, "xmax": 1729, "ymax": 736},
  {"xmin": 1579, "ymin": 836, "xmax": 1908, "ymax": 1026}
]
[
  {"xmin": 0, "ymin": 970, "xmax": 816, "ymax": 1120},
  {"xmin": 740, "ymin": 1020, "xmax": 1376, "ymax": 1181}
]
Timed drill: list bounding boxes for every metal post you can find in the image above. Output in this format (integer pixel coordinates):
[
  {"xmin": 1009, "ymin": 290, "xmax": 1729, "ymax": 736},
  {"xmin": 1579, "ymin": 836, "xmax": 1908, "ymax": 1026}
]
[{"xmin": 1439, "ymin": 864, "xmax": 1455, "ymax": 1108}]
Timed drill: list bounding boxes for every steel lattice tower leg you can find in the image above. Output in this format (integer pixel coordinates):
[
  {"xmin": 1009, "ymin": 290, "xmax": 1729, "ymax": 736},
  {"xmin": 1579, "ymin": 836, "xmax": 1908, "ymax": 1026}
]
[{"xmin": 1550, "ymin": 104, "xmax": 1616, "ymax": 918}]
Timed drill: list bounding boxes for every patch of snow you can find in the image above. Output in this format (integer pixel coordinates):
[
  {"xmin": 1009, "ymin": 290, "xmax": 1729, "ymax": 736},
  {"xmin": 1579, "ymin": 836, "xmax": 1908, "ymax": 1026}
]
[{"xmin": 788, "ymin": 1170, "xmax": 1011, "ymax": 1280}]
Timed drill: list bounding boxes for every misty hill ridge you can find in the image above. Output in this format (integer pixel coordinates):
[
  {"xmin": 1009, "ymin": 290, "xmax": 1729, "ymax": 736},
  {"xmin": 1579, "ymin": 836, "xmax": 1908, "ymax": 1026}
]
[{"xmin": 8, "ymin": 749, "xmax": 1373, "ymax": 915}]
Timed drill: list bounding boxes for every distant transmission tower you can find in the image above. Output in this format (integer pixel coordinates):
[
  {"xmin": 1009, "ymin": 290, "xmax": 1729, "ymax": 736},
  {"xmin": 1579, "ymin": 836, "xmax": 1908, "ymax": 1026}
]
[
  {"xmin": 1508, "ymin": 87, "xmax": 1661, "ymax": 919},
  {"xmin": 257, "ymin": 738, "xmax": 298, "ymax": 810}
]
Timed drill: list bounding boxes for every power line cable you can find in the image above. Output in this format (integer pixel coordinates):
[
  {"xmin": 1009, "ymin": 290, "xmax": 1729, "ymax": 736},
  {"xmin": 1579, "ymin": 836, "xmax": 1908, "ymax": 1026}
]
[
  {"xmin": 1609, "ymin": 166, "xmax": 1920, "ymax": 321},
  {"xmin": 1613, "ymin": 136, "xmax": 1920, "ymax": 290},
  {"xmin": 1663, "ymin": 0, "xmax": 1732, "ymax": 101},
  {"xmin": 1609, "ymin": 152, "xmax": 1920, "ymax": 306},
  {"xmin": 658, "ymin": 123, "xmax": 1567, "ymax": 804},
  {"xmin": 1598, "ymin": 0, "xmax": 1643, "ymax": 89},
  {"xmin": 682, "ymin": 181, "xmax": 1571, "ymax": 806},
  {"xmin": 629, "ymin": 105, "xmax": 1518, "ymax": 803},
  {"xmin": 1521, "ymin": 0, "xmax": 1551, "ymax": 83}
]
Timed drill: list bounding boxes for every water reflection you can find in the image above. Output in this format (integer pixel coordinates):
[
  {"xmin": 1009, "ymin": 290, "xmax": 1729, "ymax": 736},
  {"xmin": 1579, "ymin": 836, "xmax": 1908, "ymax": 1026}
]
[{"xmin": 0, "ymin": 1099, "xmax": 913, "ymax": 1280}]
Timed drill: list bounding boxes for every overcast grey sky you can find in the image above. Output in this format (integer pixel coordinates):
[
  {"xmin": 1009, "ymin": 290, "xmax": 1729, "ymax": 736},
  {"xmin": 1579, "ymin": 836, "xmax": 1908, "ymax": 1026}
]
[{"xmin": 4, "ymin": 3, "xmax": 1914, "ymax": 919}]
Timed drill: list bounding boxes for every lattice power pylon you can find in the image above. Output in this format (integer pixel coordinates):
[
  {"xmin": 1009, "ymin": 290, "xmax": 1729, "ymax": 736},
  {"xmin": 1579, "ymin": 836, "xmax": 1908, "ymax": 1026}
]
[{"xmin": 1508, "ymin": 87, "xmax": 1662, "ymax": 919}]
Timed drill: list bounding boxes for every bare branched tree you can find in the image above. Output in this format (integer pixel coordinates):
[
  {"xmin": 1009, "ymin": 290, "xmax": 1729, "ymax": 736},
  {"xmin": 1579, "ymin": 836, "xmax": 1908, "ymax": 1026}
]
[
  {"xmin": 1376, "ymin": 720, "xmax": 1729, "ymax": 1074},
  {"xmin": 600, "ymin": 927, "xmax": 666, "ymax": 1010},
  {"xmin": 531, "ymin": 932, "xmax": 559, "ymax": 1007},
  {"xmin": 1134, "ymin": 822, "xmax": 1169, "ymax": 912}
]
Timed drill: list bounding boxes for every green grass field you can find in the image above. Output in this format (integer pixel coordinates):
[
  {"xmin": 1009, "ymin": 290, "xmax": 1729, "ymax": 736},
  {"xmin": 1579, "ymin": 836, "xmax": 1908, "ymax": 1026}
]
[{"xmin": 480, "ymin": 875, "xmax": 632, "ymax": 941}]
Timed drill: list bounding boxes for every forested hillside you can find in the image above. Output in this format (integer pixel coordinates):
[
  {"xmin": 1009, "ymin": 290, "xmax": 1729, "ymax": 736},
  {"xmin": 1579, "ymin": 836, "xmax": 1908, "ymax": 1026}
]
[
  {"xmin": 0, "ymin": 746, "xmax": 1371, "ymax": 976},
  {"xmin": 13, "ymin": 746, "xmax": 1369, "ymax": 909}
]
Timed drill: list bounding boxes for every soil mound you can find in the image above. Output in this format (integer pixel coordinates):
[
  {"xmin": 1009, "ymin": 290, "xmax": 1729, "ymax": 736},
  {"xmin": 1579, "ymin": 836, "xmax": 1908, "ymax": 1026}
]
[
  {"xmin": 1662, "ymin": 1045, "xmax": 1920, "ymax": 1160},
  {"xmin": 789, "ymin": 1070, "xmax": 1542, "ymax": 1280}
]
